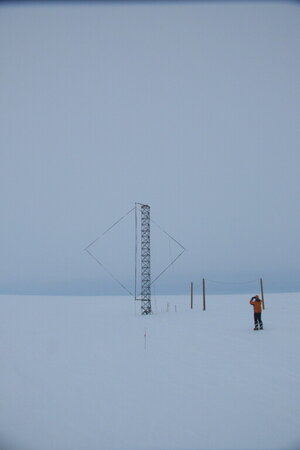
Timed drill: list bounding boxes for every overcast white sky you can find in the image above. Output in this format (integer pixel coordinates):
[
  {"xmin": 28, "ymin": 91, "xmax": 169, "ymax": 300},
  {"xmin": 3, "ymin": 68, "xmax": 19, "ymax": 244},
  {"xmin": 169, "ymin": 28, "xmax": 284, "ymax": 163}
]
[{"xmin": 0, "ymin": 1, "xmax": 299, "ymax": 295}]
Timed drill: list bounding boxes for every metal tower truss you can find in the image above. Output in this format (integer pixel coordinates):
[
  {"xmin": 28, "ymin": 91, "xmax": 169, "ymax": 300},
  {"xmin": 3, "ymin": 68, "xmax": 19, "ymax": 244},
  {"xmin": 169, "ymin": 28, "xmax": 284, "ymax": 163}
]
[
  {"xmin": 140, "ymin": 204, "xmax": 152, "ymax": 315},
  {"xmin": 84, "ymin": 203, "xmax": 185, "ymax": 316}
]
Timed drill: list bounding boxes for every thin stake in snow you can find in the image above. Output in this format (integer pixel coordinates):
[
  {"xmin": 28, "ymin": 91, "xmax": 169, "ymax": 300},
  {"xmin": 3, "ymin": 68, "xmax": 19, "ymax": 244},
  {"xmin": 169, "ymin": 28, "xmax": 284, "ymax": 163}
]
[
  {"xmin": 260, "ymin": 278, "xmax": 265, "ymax": 310},
  {"xmin": 202, "ymin": 278, "xmax": 206, "ymax": 311}
]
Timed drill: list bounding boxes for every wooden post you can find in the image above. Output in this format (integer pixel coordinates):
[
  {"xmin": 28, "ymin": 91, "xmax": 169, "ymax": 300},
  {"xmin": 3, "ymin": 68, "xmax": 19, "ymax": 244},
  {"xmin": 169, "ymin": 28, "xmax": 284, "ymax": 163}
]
[
  {"xmin": 190, "ymin": 282, "xmax": 193, "ymax": 309},
  {"xmin": 260, "ymin": 278, "xmax": 265, "ymax": 310},
  {"xmin": 202, "ymin": 278, "xmax": 206, "ymax": 311}
]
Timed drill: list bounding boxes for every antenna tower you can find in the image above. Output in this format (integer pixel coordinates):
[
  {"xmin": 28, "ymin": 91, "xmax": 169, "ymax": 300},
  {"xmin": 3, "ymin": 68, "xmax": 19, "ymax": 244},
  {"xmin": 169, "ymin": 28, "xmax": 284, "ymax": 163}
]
[
  {"xmin": 139, "ymin": 204, "xmax": 152, "ymax": 315},
  {"xmin": 85, "ymin": 202, "xmax": 185, "ymax": 316}
]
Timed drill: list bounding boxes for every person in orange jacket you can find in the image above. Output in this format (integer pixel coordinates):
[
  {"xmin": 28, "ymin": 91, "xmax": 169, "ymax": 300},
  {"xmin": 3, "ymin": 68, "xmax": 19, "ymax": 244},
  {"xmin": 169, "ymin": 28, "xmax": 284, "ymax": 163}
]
[{"xmin": 249, "ymin": 295, "xmax": 263, "ymax": 330}]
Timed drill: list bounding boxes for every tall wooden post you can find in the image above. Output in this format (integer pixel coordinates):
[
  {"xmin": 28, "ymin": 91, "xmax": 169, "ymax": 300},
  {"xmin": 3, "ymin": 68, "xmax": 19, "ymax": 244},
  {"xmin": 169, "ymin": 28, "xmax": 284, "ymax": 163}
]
[
  {"xmin": 190, "ymin": 282, "xmax": 193, "ymax": 309},
  {"xmin": 260, "ymin": 278, "xmax": 265, "ymax": 310},
  {"xmin": 202, "ymin": 278, "xmax": 206, "ymax": 311}
]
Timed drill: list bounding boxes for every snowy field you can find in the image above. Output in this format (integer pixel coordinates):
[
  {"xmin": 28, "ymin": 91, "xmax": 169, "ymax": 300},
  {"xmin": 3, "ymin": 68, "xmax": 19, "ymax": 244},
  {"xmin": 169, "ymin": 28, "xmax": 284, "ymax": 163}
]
[{"xmin": 0, "ymin": 292, "xmax": 299, "ymax": 450}]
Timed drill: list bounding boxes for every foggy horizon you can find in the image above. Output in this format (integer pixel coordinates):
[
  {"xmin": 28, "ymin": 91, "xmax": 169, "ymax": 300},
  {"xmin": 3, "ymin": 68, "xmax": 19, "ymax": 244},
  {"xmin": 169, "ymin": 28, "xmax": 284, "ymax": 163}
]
[{"xmin": 1, "ymin": 1, "xmax": 299, "ymax": 297}]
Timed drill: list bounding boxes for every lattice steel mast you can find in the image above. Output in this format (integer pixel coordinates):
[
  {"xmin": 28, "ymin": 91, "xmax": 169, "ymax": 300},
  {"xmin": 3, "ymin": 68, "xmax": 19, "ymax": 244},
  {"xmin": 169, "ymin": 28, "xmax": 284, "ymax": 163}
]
[
  {"xmin": 86, "ymin": 202, "xmax": 185, "ymax": 315},
  {"xmin": 140, "ymin": 204, "xmax": 152, "ymax": 315}
]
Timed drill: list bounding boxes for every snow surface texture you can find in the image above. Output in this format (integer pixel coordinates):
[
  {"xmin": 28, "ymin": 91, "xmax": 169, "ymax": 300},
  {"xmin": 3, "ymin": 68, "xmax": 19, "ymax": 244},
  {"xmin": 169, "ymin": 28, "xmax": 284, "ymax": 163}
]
[{"xmin": 0, "ymin": 293, "xmax": 299, "ymax": 450}]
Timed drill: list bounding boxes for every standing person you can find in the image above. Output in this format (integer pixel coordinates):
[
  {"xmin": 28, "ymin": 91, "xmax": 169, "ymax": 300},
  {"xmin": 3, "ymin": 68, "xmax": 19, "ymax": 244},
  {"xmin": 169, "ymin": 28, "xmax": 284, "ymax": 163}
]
[{"xmin": 249, "ymin": 295, "xmax": 263, "ymax": 330}]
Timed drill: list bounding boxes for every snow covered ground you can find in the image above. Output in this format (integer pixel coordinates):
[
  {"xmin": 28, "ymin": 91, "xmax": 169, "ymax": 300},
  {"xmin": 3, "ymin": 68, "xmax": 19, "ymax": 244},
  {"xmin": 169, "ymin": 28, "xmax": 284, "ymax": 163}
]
[{"xmin": 0, "ymin": 292, "xmax": 299, "ymax": 450}]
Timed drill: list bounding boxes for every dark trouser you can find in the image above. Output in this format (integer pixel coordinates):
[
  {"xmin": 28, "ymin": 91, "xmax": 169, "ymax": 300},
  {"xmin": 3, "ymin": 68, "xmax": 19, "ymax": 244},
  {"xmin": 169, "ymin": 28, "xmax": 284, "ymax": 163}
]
[{"xmin": 254, "ymin": 312, "xmax": 263, "ymax": 329}]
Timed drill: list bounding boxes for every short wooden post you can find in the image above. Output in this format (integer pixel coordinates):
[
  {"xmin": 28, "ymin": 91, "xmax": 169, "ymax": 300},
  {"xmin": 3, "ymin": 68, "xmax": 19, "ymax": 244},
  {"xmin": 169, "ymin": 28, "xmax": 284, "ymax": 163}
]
[
  {"xmin": 190, "ymin": 282, "xmax": 194, "ymax": 309},
  {"xmin": 260, "ymin": 278, "xmax": 265, "ymax": 310},
  {"xmin": 202, "ymin": 278, "xmax": 206, "ymax": 311}
]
